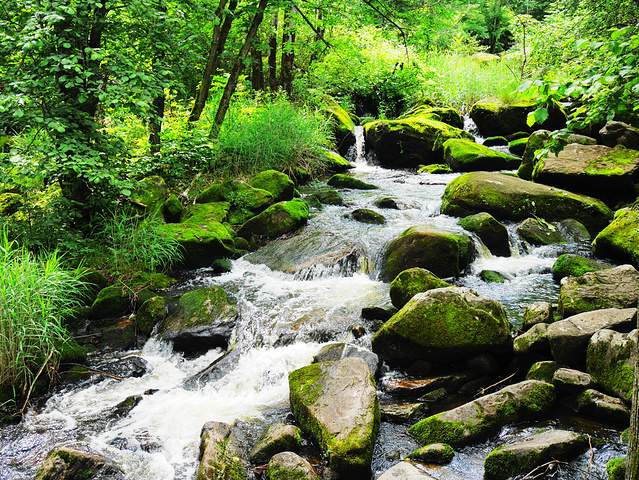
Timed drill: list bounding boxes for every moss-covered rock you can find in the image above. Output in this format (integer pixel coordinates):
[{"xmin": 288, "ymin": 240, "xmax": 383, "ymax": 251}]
[
  {"xmin": 136, "ymin": 296, "xmax": 166, "ymax": 336},
  {"xmin": 249, "ymin": 423, "xmax": 302, "ymax": 464},
  {"xmin": 593, "ymin": 207, "xmax": 639, "ymax": 268},
  {"xmin": 483, "ymin": 430, "xmax": 588, "ymax": 480},
  {"xmin": 443, "ymin": 139, "xmax": 520, "ymax": 172},
  {"xmin": 323, "ymin": 151, "xmax": 355, "ymax": 172},
  {"xmin": 91, "ymin": 286, "xmax": 130, "ymax": 319},
  {"xmin": 459, "ymin": 212, "xmax": 510, "ymax": 257},
  {"xmin": 266, "ymin": 452, "xmax": 319, "ymax": 480},
  {"xmin": 0, "ymin": 192, "xmax": 23, "ymax": 216},
  {"xmin": 364, "ymin": 113, "xmax": 473, "ymax": 168},
  {"xmin": 517, "ymin": 217, "xmax": 566, "ymax": 245},
  {"xmin": 480, "ymin": 270, "xmax": 509, "ymax": 283},
  {"xmin": 399, "ymin": 105, "xmax": 465, "ymax": 130},
  {"xmin": 251, "ymin": 170, "xmax": 296, "ymax": 203},
  {"xmin": 522, "ymin": 302, "xmax": 552, "ymax": 329},
  {"xmin": 237, "ymin": 199, "xmax": 309, "ymax": 241},
  {"xmin": 573, "ymin": 388, "xmax": 630, "ymax": 424},
  {"xmin": 327, "ymin": 174, "xmax": 378, "ymax": 190},
  {"xmin": 407, "ymin": 443, "xmax": 454, "ymax": 464},
  {"xmin": 483, "ymin": 136, "xmax": 509, "ymax": 147},
  {"xmin": 418, "ymin": 164, "xmax": 452, "ymax": 174},
  {"xmin": 346, "ymin": 208, "xmax": 385, "ymax": 224},
  {"xmin": 197, "ymin": 180, "xmax": 274, "ymax": 225},
  {"xmin": 526, "ymin": 360, "xmax": 560, "ymax": 383},
  {"xmin": 389, "ymin": 267, "xmax": 450, "ymax": 309},
  {"xmin": 35, "ymin": 447, "xmax": 125, "ymax": 480},
  {"xmin": 324, "ymin": 103, "xmax": 356, "ymax": 156},
  {"xmin": 508, "ymin": 137, "xmax": 528, "ymax": 156},
  {"xmin": 158, "ymin": 286, "xmax": 239, "ymax": 354},
  {"xmin": 372, "ymin": 286, "xmax": 512, "ymax": 365},
  {"xmin": 513, "ymin": 323, "xmax": 549, "ymax": 355},
  {"xmin": 552, "ymin": 254, "xmax": 612, "ymax": 282},
  {"xmin": 607, "ymin": 458, "xmax": 628, "ymax": 480},
  {"xmin": 311, "ymin": 189, "xmax": 343, "ymax": 206},
  {"xmin": 469, "ymin": 97, "xmax": 566, "ymax": 138},
  {"xmin": 440, "ymin": 172, "xmax": 613, "ymax": 235},
  {"xmin": 408, "ymin": 380, "xmax": 556, "ymax": 446},
  {"xmin": 163, "ymin": 193, "xmax": 183, "ymax": 223},
  {"xmin": 57, "ymin": 338, "xmax": 88, "ymax": 365},
  {"xmin": 381, "ymin": 225, "xmax": 475, "ymax": 281},
  {"xmin": 196, "ymin": 421, "xmax": 247, "ymax": 480},
  {"xmin": 288, "ymin": 358, "xmax": 379, "ymax": 477},
  {"xmin": 131, "ymin": 175, "xmax": 167, "ymax": 212}
]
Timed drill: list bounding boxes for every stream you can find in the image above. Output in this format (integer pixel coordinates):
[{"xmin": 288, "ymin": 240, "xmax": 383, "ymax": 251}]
[{"xmin": 0, "ymin": 132, "xmax": 628, "ymax": 479}]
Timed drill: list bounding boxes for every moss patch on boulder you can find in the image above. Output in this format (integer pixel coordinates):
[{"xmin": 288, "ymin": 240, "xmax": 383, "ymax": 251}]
[
  {"xmin": 389, "ymin": 267, "xmax": 450, "ymax": 309},
  {"xmin": 552, "ymin": 254, "xmax": 611, "ymax": 282},
  {"xmin": 327, "ymin": 174, "xmax": 378, "ymax": 190},
  {"xmin": 443, "ymin": 139, "xmax": 519, "ymax": 172},
  {"xmin": 237, "ymin": 199, "xmax": 309, "ymax": 240},
  {"xmin": 593, "ymin": 207, "xmax": 639, "ymax": 268},
  {"xmin": 251, "ymin": 170, "xmax": 296, "ymax": 203},
  {"xmin": 459, "ymin": 212, "xmax": 510, "ymax": 257}
]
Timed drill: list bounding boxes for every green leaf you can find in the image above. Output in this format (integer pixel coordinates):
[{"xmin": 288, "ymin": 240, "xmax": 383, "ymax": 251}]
[
  {"xmin": 63, "ymin": 42, "xmax": 71, "ymax": 48},
  {"xmin": 121, "ymin": 188, "xmax": 132, "ymax": 196}
]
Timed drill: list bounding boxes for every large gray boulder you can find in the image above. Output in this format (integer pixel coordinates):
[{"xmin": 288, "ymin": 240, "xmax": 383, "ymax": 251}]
[
  {"xmin": 440, "ymin": 172, "xmax": 613, "ymax": 235},
  {"xmin": 483, "ymin": 430, "xmax": 589, "ymax": 480},
  {"xmin": 157, "ymin": 287, "xmax": 239, "ymax": 354},
  {"xmin": 600, "ymin": 120, "xmax": 639, "ymax": 150},
  {"xmin": 288, "ymin": 358, "xmax": 380, "ymax": 476},
  {"xmin": 372, "ymin": 287, "xmax": 512, "ymax": 366},
  {"xmin": 408, "ymin": 380, "xmax": 556, "ymax": 446},
  {"xmin": 513, "ymin": 323, "xmax": 549, "ymax": 355},
  {"xmin": 546, "ymin": 307, "xmax": 637, "ymax": 365},
  {"xmin": 196, "ymin": 422, "xmax": 246, "ymax": 480},
  {"xmin": 557, "ymin": 264, "xmax": 639, "ymax": 318},
  {"xmin": 586, "ymin": 328, "xmax": 638, "ymax": 403},
  {"xmin": 380, "ymin": 225, "xmax": 475, "ymax": 281}
]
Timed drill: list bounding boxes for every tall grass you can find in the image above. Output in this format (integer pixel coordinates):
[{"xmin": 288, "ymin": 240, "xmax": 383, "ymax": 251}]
[{"xmin": 0, "ymin": 231, "xmax": 85, "ymax": 400}]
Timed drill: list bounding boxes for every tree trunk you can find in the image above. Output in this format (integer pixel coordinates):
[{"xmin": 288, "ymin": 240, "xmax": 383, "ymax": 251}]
[
  {"xmin": 212, "ymin": 0, "xmax": 269, "ymax": 134},
  {"xmin": 627, "ymin": 334, "xmax": 639, "ymax": 480},
  {"xmin": 267, "ymin": 12, "xmax": 278, "ymax": 91},
  {"xmin": 149, "ymin": 94, "xmax": 165, "ymax": 153},
  {"xmin": 310, "ymin": 8, "xmax": 325, "ymax": 64},
  {"xmin": 280, "ymin": 5, "xmax": 296, "ymax": 95},
  {"xmin": 188, "ymin": 0, "xmax": 238, "ymax": 123},
  {"xmin": 250, "ymin": 45, "xmax": 265, "ymax": 91}
]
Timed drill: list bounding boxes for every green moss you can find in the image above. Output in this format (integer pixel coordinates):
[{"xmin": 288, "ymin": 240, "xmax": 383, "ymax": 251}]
[
  {"xmin": 137, "ymin": 296, "xmax": 166, "ymax": 335},
  {"xmin": 389, "ymin": 267, "xmax": 450, "ymax": 309},
  {"xmin": 267, "ymin": 467, "xmax": 309, "ymax": 480},
  {"xmin": 327, "ymin": 174, "xmax": 378, "ymax": 190},
  {"xmin": 348, "ymin": 208, "xmax": 385, "ymax": 224},
  {"xmin": 407, "ymin": 443, "xmax": 455, "ymax": 464},
  {"xmin": 131, "ymin": 175, "xmax": 167, "ymax": 209},
  {"xmin": 251, "ymin": 170, "xmax": 296, "ymax": 202},
  {"xmin": 508, "ymin": 137, "xmax": 529, "ymax": 156},
  {"xmin": 408, "ymin": 416, "xmax": 469, "ymax": 446},
  {"xmin": 593, "ymin": 209, "xmax": 639, "ymax": 267},
  {"xmin": 237, "ymin": 199, "xmax": 309, "ymax": 240},
  {"xmin": 56, "ymin": 338, "xmax": 87, "ymax": 365},
  {"xmin": 552, "ymin": 254, "xmax": 611, "ymax": 282},
  {"xmin": 480, "ymin": 270, "xmax": 507, "ymax": 283},
  {"xmin": 174, "ymin": 287, "xmax": 235, "ymax": 328},
  {"xmin": 323, "ymin": 151, "xmax": 354, "ymax": 172},
  {"xmin": 526, "ymin": 361, "xmax": 559, "ymax": 383},
  {"xmin": 443, "ymin": 139, "xmax": 520, "ymax": 172},
  {"xmin": 163, "ymin": 194, "xmax": 183, "ymax": 222},
  {"xmin": 0, "ymin": 192, "xmax": 23, "ymax": 216},
  {"xmin": 606, "ymin": 457, "xmax": 627, "ymax": 480},
  {"xmin": 91, "ymin": 285, "xmax": 130, "ymax": 319},
  {"xmin": 586, "ymin": 335, "xmax": 635, "ymax": 402},
  {"xmin": 418, "ymin": 164, "xmax": 453, "ymax": 174}
]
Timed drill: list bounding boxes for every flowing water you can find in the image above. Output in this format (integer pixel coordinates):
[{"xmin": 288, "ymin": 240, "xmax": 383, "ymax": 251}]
[{"xmin": 0, "ymin": 142, "xmax": 627, "ymax": 479}]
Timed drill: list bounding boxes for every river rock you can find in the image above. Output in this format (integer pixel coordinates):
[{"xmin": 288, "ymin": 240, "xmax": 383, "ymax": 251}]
[
  {"xmin": 251, "ymin": 170, "xmax": 295, "ymax": 203},
  {"xmin": 380, "ymin": 402, "xmax": 427, "ymax": 423},
  {"xmin": 327, "ymin": 174, "xmax": 378, "ymax": 190},
  {"xmin": 600, "ymin": 120, "xmax": 639, "ymax": 150},
  {"xmin": 237, "ymin": 199, "xmax": 309, "ymax": 241},
  {"xmin": 586, "ymin": 328, "xmax": 637, "ymax": 402},
  {"xmin": 526, "ymin": 360, "xmax": 560, "ymax": 383},
  {"xmin": 572, "ymin": 388, "xmax": 630, "ymax": 423},
  {"xmin": 516, "ymin": 217, "xmax": 566, "ymax": 245},
  {"xmin": 443, "ymin": 138, "xmax": 520, "ymax": 171},
  {"xmin": 325, "ymin": 102, "xmax": 356, "ymax": 156},
  {"xmin": 440, "ymin": 172, "xmax": 612, "ymax": 235},
  {"xmin": 365, "ymin": 112, "xmax": 473, "ymax": 168},
  {"xmin": 593, "ymin": 207, "xmax": 639, "ymax": 268},
  {"xmin": 458, "ymin": 212, "xmax": 510, "ymax": 257},
  {"xmin": 35, "ymin": 446, "xmax": 125, "ymax": 480},
  {"xmin": 508, "ymin": 136, "xmax": 528, "ymax": 156},
  {"xmin": 310, "ymin": 188, "xmax": 343, "ymax": 206},
  {"xmin": 546, "ymin": 307, "xmax": 637, "ymax": 365},
  {"xmin": 552, "ymin": 367, "xmax": 595, "ymax": 394},
  {"xmin": 418, "ymin": 163, "xmax": 452, "ymax": 174},
  {"xmin": 372, "ymin": 287, "xmax": 512, "ymax": 365},
  {"xmin": 324, "ymin": 150, "xmax": 355, "ymax": 172},
  {"xmin": 408, "ymin": 380, "xmax": 556, "ymax": 446},
  {"xmin": 513, "ymin": 323, "xmax": 549, "ymax": 355},
  {"xmin": 483, "ymin": 429, "xmax": 588, "ymax": 480},
  {"xmin": 389, "ymin": 267, "xmax": 451, "ymax": 309},
  {"xmin": 380, "ymin": 225, "xmax": 475, "ymax": 281},
  {"xmin": 245, "ymin": 230, "xmax": 365, "ymax": 278},
  {"xmin": 312, "ymin": 343, "xmax": 379, "ymax": 376},
  {"xmin": 381, "ymin": 372, "xmax": 473, "ymax": 396},
  {"xmin": 531, "ymin": 144, "xmax": 639, "ymax": 203},
  {"xmin": 407, "ymin": 443, "xmax": 454, "ymax": 464},
  {"xmin": 136, "ymin": 296, "xmax": 165, "ymax": 336},
  {"xmin": 91, "ymin": 285, "xmax": 130, "ymax": 319},
  {"xmin": 267, "ymin": 451, "xmax": 319, "ymax": 480},
  {"xmin": 157, "ymin": 287, "xmax": 239, "ymax": 354},
  {"xmin": 347, "ymin": 208, "xmax": 385, "ymax": 224},
  {"xmin": 522, "ymin": 301, "xmax": 553, "ymax": 329},
  {"xmin": 552, "ymin": 254, "xmax": 611, "ymax": 282},
  {"xmin": 400, "ymin": 105, "xmax": 464, "ymax": 129},
  {"xmin": 196, "ymin": 421, "xmax": 246, "ymax": 480},
  {"xmin": 557, "ymin": 264, "xmax": 639, "ymax": 317},
  {"xmin": 288, "ymin": 357, "xmax": 380, "ymax": 476},
  {"xmin": 376, "ymin": 461, "xmax": 439, "ymax": 480},
  {"xmin": 469, "ymin": 98, "xmax": 566, "ymax": 138},
  {"xmin": 163, "ymin": 193, "xmax": 183, "ymax": 223},
  {"xmin": 249, "ymin": 423, "xmax": 302, "ymax": 464}
]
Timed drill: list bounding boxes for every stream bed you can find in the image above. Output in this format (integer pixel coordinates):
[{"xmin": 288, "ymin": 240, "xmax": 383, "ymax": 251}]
[{"xmin": 0, "ymin": 160, "xmax": 628, "ymax": 480}]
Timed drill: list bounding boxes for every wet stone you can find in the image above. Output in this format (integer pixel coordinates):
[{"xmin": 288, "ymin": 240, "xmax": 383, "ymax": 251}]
[{"xmin": 380, "ymin": 402, "xmax": 427, "ymax": 423}]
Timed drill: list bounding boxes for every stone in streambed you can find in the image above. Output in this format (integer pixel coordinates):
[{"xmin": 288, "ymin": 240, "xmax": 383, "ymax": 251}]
[
  {"xmin": 327, "ymin": 174, "xmax": 378, "ymax": 190},
  {"xmin": 346, "ymin": 208, "xmax": 386, "ymax": 224},
  {"xmin": 526, "ymin": 361, "xmax": 560, "ymax": 383},
  {"xmin": 376, "ymin": 461, "xmax": 439, "ymax": 480},
  {"xmin": 571, "ymin": 388, "xmax": 630, "ymax": 424},
  {"xmin": 513, "ymin": 323, "xmax": 549, "ymax": 355},
  {"xmin": 593, "ymin": 207, "xmax": 639, "ymax": 268},
  {"xmin": 389, "ymin": 267, "xmax": 450, "ymax": 309},
  {"xmin": 237, "ymin": 199, "xmax": 309, "ymax": 240},
  {"xmin": 443, "ymin": 138, "xmax": 520, "ymax": 172},
  {"xmin": 458, "ymin": 212, "xmax": 510, "ymax": 257},
  {"xmin": 522, "ymin": 302, "xmax": 552, "ymax": 330},
  {"xmin": 288, "ymin": 357, "xmax": 379, "ymax": 477},
  {"xmin": 508, "ymin": 136, "xmax": 528, "ymax": 156},
  {"xmin": 267, "ymin": 451, "xmax": 319, "ymax": 480},
  {"xmin": 551, "ymin": 367, "xmax": 595, "ymax": 394},
  {"xmin": 35, "ymin": 446, "xmax": 125, "ymax": 480},
  {"xmin": 407, "ymin": 443, "xmax": 454, "ymax": 464},
  {"xmin": 516, "ymin": 217, "xmax": 566, "ymax": 245},
  {"xmin": 136, "ymin": 295, "xmax": 166, "ymax": 336},
  {"xmin": 323, "ymin": 150, "xmax": 355, "ymax": 172},
  {"xmin": 313, "ymin": 343, "xmax": 379, "ymax": 376},
  {"xmin": 551, "ymin": 254, "xmax": 611, "ymax": 282},
  {"xmin": 196, "ymin": 421, "xmax": 247, "ymax": 480},
  {"xmin": 249, "ymin": 423, "xmax": 302, "ymax": 464},
  {"xmin": 251, "ymin": 170, "xmax": 296, "ymax": 203},
  {"xmin": 324, "ymin": 102, "xmax": 356, "ymax": 157},
  {"xmin": 91, "ymin": 285, "xmax": 130, "ymax": 319}
]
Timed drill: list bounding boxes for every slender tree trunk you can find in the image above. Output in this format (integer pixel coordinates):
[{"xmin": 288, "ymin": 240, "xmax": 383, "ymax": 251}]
[
  {"xmin": 280, "ymin": 5, "xmax": 296, "ymax": 95},
  {"xmin": 149, "ymin": 2, "xmax": 167, "ymax": 153},
  {"xmin": 310, "ymin": 8, "xmax": 325, "ymax": 64},
  {"xmin": 212, "ymin": 0, "xmax": 269, "ymax": 134},
  {"xmin": 627, "ymin": 336, "xmax": 639, "ymax": 480},
  {"xmin": 267, "ymin": 12, "xmax": 279, "ymax": 91},
  {"xmin": 250, "ymin": 45, "xmax": 265, "ymax": 91},
  {"xmin": 188, "ymin": 0, "xmax": 238, "ymax": 123}
]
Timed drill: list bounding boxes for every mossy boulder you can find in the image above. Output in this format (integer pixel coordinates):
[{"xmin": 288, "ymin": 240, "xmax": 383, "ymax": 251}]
[
  {"xmin": 0, "ymin": 192, "xmax": 23, "ymax": 216},
  {"xmin": 346, "ymin": 208, "xmax": 385, "ymax": 224},
  {"xmin": 522, "ymin": 302, "xmax": 553, "ymax": 330},
  {"xmin": 418, "ymin": 164, "xmax": 452, "ymax": 174},
  {"xmin": 323, "ymin": 151, "xmax": 355, "ymax": 172},
  {"xmin": 249, "ymin": 423, "xmax": 303, "ymax": 464},
  {"xmin": 381, "ymin": 225, "xmax": 475, "ymax": 281},
  {"xmin": 408, "ymin": 380, "xmax": 556, "ymax": 446},
  {"xmin": 158, "ymin": 286, "xmax": 239, "ymax": 354},
  {"xmin": 573, "ymin": 388, "xmax": 630, "ymax": 423},
  {"xmin": 311, "ymin": 189, "xmax": 343, "ymax": 206},
  {"xmin": 607, "ymin": 458, "xmax": 628, "ymax": 480},
  {"xmin": 197, "ymin": 180, "xmax": 274, "ymax": 225},
  {"xmin": 365, "ymin": 114, "xmax": 473, "ymax": 168},
  {"xmin": 35, "ymin": 447, "xmax": 125, "ymax": 480},
  {"xmin": 288, "ymin": 358, "xmax": 380, "ymax": 477},
  {"xmin": 443, "ymin": 139, "xmax": 520, "ymax": 172},
  {"xmin": 483, "ymin": 136, "xmax": 508, "ymax": 147},
  {"xmin": 313, "ymin": 343, "xmax": 379, "ymax": 376},
  {"xmin": 266, "ymin": 452, "xmax": 319, "ymax": 480},
  {"xmin": 163, "ymin": 193, "xmax": 183, "ymax": 223},
  {"xmin": 196, "ymin": 421, "xmax": 247, "ymax": 480},
  {"xmin": 131, "ymin": 175, "xmax": 167, "ymax": 211},
  {"xmin": 389, "ymin": 267, "xmax": 450, "ymax": 309},
  {"xmin": 251, "ymin": 170, "xmax": 296, "ymax": 203},
  {"xmin": 459, "ymin": 212, "xmax": 510, "ymax": 257},
  {"xmin": 469, "ymin": 97, "xmax": 566, "ymax": 138},
  {"xmin": 327, "ymin": 174, "xmax": 378, "ymax": 190},
  {"xmin": 513, "ymin": 323, "xmax": 549, "ymax": 355},
  {"xmin": 557, "ymin": 264, "xmax": 639, "ymax": 318},
  {"xmin": 377, "ymin": 462, "xmax": 440, "ymax": 480},
  {"xmin": 531, "ymin": 144, "xmax": 639, "ymax": 204},
  {"xmin": 440, "ymin": 171, "xmax": 613, "ymax": 235},
  {"xmin": 57, "ymin": 338, "xmax": 88, "ymax": 365},
  {"xmin": 91, "ymin": 286, "xmax": 130, "ymax": 319},
  {"xmin": 407, "ymin": 443, "xmax": 454, "ymax": 464},
  {"xmin": 508, "ymin": 136, "xmax": 528, "ymax": 156},
  {"xmin": 136, "ymin": 295, "xmax": 166, "ymax": 336},
  {"xmin": 480, "ymin": 270, "xmax": 509, "ymax": 283},
  {"xmin": 586, "ymin": 328, "xmax": 637, "ymax": 402},
  {"xmin": 371, "ymin": 287, "xmax": 512, "ymax": 365},
  {"xmin": 526, "ymin": 360, "xmax": 560, "ymax": 383},
  {"xmin": 324, "ymin": 103, "xmax": 356, "ymax": 156},
  {"xmin": 516, "ymin": 217, "xmax": 565, "ymax": 245},
  {"xmin": 237, "ymin": 199, "xmax": 309, "ymax": 240},
  {"xmin": 399, "ymin": 105, "xmax": 465, "ymax": 130},
  {"xmin": 483, "ymin": 430, "xmax": 589, "ymax": 480},
  {"xmin": 552, "ymin": 254, "xmax": 611, "ymax": 282},
  {"xmin": 593, "ymin": 207, "xmax": 639, "ymax": 268},
  {"xmin": 600, "ymin": 120, "xmax": 639, "ymax": 149}
]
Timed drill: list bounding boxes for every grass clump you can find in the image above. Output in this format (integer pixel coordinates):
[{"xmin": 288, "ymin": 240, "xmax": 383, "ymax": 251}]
[{"xmin": 0, "ymin": 230, "xmax": 86, "ymax": 408}]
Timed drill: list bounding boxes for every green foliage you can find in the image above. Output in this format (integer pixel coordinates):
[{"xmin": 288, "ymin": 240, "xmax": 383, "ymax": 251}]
[
  {"xmin": 462, "ymin": 1, "xmax": 514, "ymax": 53},
  {"xmin": 0, "ymin": 230, "xmax": 85, "ymax": 401}
]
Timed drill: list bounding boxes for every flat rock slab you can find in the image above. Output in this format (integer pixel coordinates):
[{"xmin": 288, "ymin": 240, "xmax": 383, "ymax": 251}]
[
  {"xmin": 484, "ymin": 429, "xmax": 589, "ymax": 480},
  {"xmin": 288, "ymin": 357, "xmax": 380, "ymax": 476},
  {"xmin": 376, "ymin": 461, "xmax": 440, "ymax": 480},
  {"xmin": 408, "ymin": 380, "xmax": 556, "ymax": 447},
  {"xmin": 546, "ymin": 307, "xmax": 637, "ymax": 365}
]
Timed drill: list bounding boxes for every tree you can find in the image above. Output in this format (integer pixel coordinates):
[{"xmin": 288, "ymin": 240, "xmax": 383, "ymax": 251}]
[{"xmin": 463, "ymin": 0, "xmax": 513, "ymax": 53}]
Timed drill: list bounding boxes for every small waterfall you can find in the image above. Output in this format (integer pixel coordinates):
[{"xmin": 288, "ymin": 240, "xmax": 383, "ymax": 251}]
[
  {"xmin": 463, "ymin": 115, "xmax": 483, "ymax": 142},
  {"xmin": 346, "ymin": 125, "xmax": 366, "ymax": 164}
]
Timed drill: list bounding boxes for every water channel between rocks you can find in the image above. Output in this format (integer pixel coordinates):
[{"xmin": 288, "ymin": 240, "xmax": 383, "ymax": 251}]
[{"xmin": 0, "ymin": 154, "xmax": 627, "ymax": 479}]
